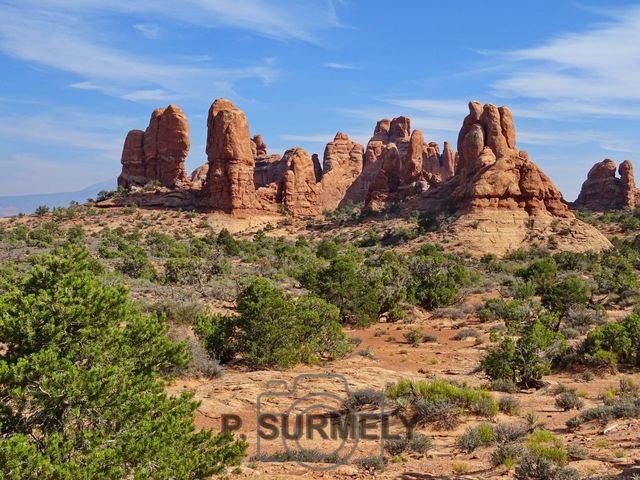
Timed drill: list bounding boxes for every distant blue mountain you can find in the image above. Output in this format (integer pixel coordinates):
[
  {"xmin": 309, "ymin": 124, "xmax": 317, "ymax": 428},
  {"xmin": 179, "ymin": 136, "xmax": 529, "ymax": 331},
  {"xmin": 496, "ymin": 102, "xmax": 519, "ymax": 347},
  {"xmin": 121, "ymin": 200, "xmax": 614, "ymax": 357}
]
[{"xmin": 0, "ymin": 180, "xmax": 116, "ymax": 217}]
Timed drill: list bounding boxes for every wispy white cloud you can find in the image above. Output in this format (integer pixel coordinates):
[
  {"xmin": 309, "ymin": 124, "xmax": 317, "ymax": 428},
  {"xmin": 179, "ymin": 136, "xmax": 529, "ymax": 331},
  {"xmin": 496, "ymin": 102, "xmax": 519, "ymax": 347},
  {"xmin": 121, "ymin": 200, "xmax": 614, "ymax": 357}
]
[
  {"xmin": 12, "ymin": 0, "xmax": 342, "ymax": 43},
  {"xmin": 0, "ymin": 110, "xmax": 131, "ymax": 158},
  {"xmin": 0, "ymin": 3, "xmax": 283, "ymax": 103},
  {"xmin": 323, "ymin": 62, "xmax": 360, "ymax": 70},
  {"xmin": 491, "ymin": 4, "xmax": 640, "ymax": 117},
  {"xmin": 0, "ymin": 109, "xmax": 135, "ymax": 195},
  {"xmin": 133, "ymin": 23, "xmax": 160, "ymax": 39}
]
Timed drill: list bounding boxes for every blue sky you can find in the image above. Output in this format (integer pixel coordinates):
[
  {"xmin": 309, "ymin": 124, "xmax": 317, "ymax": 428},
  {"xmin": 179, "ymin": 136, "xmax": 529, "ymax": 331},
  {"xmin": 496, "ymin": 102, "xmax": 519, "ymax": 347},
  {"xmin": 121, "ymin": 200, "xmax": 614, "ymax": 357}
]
[{"xmin": 1, "ymin": 0, "xmax": 640, "ymax": 200}]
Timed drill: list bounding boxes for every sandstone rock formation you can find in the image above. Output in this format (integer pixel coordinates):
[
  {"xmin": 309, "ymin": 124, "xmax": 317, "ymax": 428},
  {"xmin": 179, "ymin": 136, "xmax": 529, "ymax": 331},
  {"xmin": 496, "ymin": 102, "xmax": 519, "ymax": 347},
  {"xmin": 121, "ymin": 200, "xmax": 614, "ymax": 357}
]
[
  {"xmin": 319, "ymin": 132, "xmax": 364, "ymax": 210},
  {"xmin": 358, "ymin": 116, "xmax": 458, "ymax": 211},
  {"xmin": 252, "ymin": 134, "xmax": 268, "ymax": 157},
  {"xmin": 190, "ymin": 164, "xmax": 209, "ymax": 188},
  {"xmin": 202, "ymin": 99, "xmax": 257, "ymax": 212},
  {"xmin": 110, "ymin": 97, "xmax": 612, "ymax": 256},
  {"xmin": 118, "ymin": 130, "xmax": 146, "ymax": 188},
  {"xmin": 253, "ymin": 155, "xmax": 285, "ymax": 188},
  {"xmin": 450, "ymin": 102, "xmax": 569, "ymax": 217},
  {"xmin": 414, "ymin": 101, "xmax": 611, "ymax": 255},
  {"xmin": 279, "ymin": 148, "xmax": 321, "ymax": 216},
  {"xmin": 572, "ymin": 159, "xmax": 638, "ymax": 211},
  {"xmin": 118, "ymin": 105, "xmax": 190, "ymax": 189}
]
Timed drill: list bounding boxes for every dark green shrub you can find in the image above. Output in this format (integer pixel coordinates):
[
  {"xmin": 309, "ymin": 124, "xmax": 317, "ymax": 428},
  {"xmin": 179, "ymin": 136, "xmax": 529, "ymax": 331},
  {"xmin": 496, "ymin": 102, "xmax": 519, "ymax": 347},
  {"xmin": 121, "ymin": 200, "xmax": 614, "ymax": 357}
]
[
  {"xmin": 408, "ymin": 245, "xmax": 470, "ymax": 309},
  {"xmin": 316, "ymin": 239, "xmax": 339, "ymax": 259},
  {"xmin": 194, "ymin": 278, "xmax": 350, "ymax": 368},
  {"xmin": 164, "ymin": 256, "xmax": 230, "ymax": 285},
  {"xmin": 477, "ymin": 298, "xmax": 531, "ymax": 332},
  {"xmin": 541, "ymin": 276, "xmax": 590, "ymax": 316},
  {"xmin": 305, "ymin": 251, "xmax": 384, "ymax": 326},
  {"xmin": 34, "ymin": 205, "xmax": 49, "ymax": 216},
  {"xmin": 216, "ymin": 228, "xmax": 241, "ymax": 256},
  {"xmin": 516, "ymin": 258, "xmax": 557, "ymax": 293},
  {"xmin": 116, "ymin": 246, "xmax": 157, "ymax": 280},
  {"xmin": 0, "ymin": 247, "xmax": 246, "ymax": 479},
  {"xmin": 146, "ymin": 231, "xmax": 189, "ymax": 258},
  {"xmin": 582, "ymin": 313, "xmax": 640, "ymax": 367},
  {"xmin": 481, "ymin": 320, "xmax": 567, "ymax": 388}
]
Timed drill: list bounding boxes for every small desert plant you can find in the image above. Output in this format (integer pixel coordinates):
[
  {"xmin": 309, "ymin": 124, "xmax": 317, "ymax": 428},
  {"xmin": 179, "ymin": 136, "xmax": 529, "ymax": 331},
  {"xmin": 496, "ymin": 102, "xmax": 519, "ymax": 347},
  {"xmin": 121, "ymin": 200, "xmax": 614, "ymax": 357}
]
[
  {"xmin": 490, "ymin": 379, "xmax": 518, "ymax": 394},
  {"xmin": 491, "ymin": 442, "xmax": 523, "ymax": 469},
  {"xmin": 358, "ymin": 347, "xmax": 376, "ymax": 359},
  {"xmin": 457, "ymin": 423, "xmax": 495, "ymax": 452},
  {"xmin": 567, "ymin": 445, "xmax": 588, "ymax": 460},
  {"xmin": 385, "ymin": 433, "xmax": 432, "ymax": 456},
  {"xmin": 555, "ymin": 391, "xmax": 584, "ymax": 411},
  {"xmin": 354, "ymin": 455, "xmax": 385, "ymax": 472},
  {"xmin": 499, "ymin": 395, "xmax": 521, "ymax": 415},
  {"xmin": 494, "ymin": 422, "xmax": 529, "ymax": 443},
  {"xmin": 525, "ymin": 430, "xmax": 568, "ymax": 464},
  {"xmin": 404, "ymin": 328, "xmax": 424, "ymax": 347},
  {"xmin": 186, "ymin": 337, "xmax": 223, "ymax": 378},
  {"xmin": 413, "ymin": 398, "xmax": 461, "ymax": 430},
  {"xmin": 515, "ymin": 453, "xmax": 578, "ymax": 480},
  {"xmin": 452, "ymin": 328, "xmax": 481, "ymax": 341},
  {"xmin": 346, "ymin": 389, "xmax": 385, "ymax": 408},
  {"xmin": 451, "ymin": 462, "xmax": 470, "ymax": 474}
]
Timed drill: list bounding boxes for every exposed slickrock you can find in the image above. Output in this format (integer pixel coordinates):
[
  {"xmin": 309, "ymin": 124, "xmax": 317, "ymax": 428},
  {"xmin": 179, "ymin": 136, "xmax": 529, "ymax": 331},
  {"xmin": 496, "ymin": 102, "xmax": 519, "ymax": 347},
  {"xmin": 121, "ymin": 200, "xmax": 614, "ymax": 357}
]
[{"xmin": 572, "ymin": 159, "xmax": 638, "ymax": 211}]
